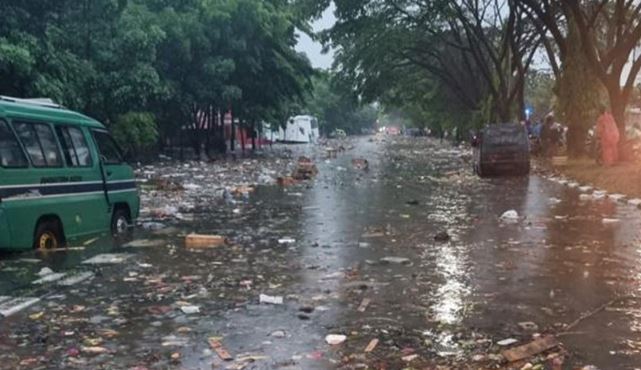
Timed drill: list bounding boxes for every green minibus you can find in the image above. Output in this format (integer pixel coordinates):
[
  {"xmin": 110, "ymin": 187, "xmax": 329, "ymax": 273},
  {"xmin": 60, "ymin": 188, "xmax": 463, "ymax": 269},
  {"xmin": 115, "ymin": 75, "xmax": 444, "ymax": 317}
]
[{"xmin": 0, "ymin": 96, "xmax": 139, "ymax": 251}]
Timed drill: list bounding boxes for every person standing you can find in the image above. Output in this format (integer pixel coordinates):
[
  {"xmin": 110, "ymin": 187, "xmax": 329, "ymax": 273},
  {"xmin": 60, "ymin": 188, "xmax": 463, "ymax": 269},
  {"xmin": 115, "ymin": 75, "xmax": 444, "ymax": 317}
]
[
  {"xmin": 540, "ymin": 114, "xmax": 556, "ymax": 157},
  {"xmin": 596, "ymin": 106, "xmax": 620, "ymax": 166}
]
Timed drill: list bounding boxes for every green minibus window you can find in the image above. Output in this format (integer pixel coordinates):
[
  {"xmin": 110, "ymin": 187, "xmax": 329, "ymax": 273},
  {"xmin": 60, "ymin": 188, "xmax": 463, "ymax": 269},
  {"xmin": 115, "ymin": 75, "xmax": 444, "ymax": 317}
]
[
  {"xmin": 92, "ymin": 130, "xmax": 123, "ymax": 164},
  {"xmin": 68, "ymin": 127, "xmax": 92, "ymax": 166},
  {"xmin": 14, "ymin": 121, "xmax": 63, "ymax": 167},
  {"xmin": 55, "ymin": 126, "xmax": 93, "ymax": 167},
  {"xmin": 15, "ymin": 122, "xmax": 46, "ymax": 166},
  {"xmin": 0, "ymin": 120, "xmax": 28, "ymax": 168},
  {"xmin": 56, "ymin": 126, "xmax": 79, "ymax": 166}
]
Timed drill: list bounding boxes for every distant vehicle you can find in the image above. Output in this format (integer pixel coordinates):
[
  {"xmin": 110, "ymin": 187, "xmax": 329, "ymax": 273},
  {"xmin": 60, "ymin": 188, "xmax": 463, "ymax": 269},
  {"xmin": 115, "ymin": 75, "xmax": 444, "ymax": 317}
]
[
  {"xmin": 405, "ymin": 128, "xmax": 426, "ymax": 137},
  {"xmin": 279, "ymin": 115, "xmax": 319, "ymax": 144},
  {"xmin": 330, "ymin": 129, "xmax": 347, "ymax": 138},
  {"xmin": 0, "ymin": 96, "xmax": 139, "ymax": 250},
  {"xmin": 379, "ymin": 126, "xmax": 400, "ymax": 135},
  {"xmin": 472, "ymin": 123, "xmax": 530, "ymax": 177}
]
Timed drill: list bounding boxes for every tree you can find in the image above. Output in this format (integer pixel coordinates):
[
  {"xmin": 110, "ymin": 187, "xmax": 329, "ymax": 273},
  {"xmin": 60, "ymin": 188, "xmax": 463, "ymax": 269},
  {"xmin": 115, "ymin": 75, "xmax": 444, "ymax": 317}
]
[
  {"xmin": 556, "ymin": 18, "xmax": 605, "ymax": 157},
  {"xmin": 316, "ymin": 0, "xmax": 541, "ymax": 124},
  {"xmin": 304, "ymin": 71, "xmax": 377, "ymax": 135},
  {"xmin": 0, "ymin": 0, "xmax": 315, "ymax": 158},
  {"xmin": 524, "ymin": 69, "xmax": 555, "ymax": 122},
  {"xmin": 517, "ymin": 0, "xmax": 641, "ymax": 135},
  {"xmin": 228, "ymin": 0, "xmax": 314, "ymax": 149},
  {"xmin": 112, "ymin": 111, "xmax": 159, "ymax": 157}
]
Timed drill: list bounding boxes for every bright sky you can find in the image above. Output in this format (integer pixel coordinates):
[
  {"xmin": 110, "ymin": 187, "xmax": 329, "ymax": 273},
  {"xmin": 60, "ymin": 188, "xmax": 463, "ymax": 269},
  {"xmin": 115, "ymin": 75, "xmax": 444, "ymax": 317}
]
[{"xmin": 296, "ymin": 4, "xmax": 336, "ymax": 70}]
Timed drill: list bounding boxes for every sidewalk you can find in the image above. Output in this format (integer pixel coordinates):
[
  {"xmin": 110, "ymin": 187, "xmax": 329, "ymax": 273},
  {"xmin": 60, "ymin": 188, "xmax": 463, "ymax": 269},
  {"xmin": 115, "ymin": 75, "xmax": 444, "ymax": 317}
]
[{"xmin": 547, "ymin": 157, "xmax": 641, "ymax": 198}]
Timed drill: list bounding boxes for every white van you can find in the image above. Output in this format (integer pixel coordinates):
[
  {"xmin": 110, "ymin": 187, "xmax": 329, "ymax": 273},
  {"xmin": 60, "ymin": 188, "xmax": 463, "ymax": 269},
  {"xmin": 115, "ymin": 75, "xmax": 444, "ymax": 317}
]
[{"xmin": 279, "ymin": 115, "xmax": 319, "ymax": 143}]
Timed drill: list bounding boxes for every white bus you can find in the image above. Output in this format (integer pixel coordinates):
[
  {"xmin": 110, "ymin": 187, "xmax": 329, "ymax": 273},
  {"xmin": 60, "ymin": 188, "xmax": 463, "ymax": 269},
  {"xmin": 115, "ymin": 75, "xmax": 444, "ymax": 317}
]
[{"xmin": 279, "ymin": 115, "xmax": 319, "ymax": 143}]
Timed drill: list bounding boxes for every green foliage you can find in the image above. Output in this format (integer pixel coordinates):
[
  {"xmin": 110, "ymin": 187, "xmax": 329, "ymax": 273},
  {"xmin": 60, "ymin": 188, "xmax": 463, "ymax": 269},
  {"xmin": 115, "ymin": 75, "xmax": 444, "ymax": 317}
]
[
  {"xmin": 0, "ymin": 0, "xmax": 314, "ymax": 154},
  {"xmin": 556, "ymin": 18, "xmax": 605, "ymax": 157},
  {"xmin": 525, "ymin": 70, "xmax": 556, "ymax": 121},
  {"xmin": 112, "ymin": 112, "xmax": 159, "ymax": 154},
  {"xmin": 303, "ymin": 72, "xmax": 377, "ymax": 134}
]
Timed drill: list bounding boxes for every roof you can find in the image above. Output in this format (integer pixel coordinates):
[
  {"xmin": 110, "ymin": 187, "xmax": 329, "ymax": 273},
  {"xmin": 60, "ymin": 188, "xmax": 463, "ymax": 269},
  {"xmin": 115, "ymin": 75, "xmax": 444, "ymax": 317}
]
[{"xmin": 0, "ymin": 98, "xmax": 105, "ymax": 129}]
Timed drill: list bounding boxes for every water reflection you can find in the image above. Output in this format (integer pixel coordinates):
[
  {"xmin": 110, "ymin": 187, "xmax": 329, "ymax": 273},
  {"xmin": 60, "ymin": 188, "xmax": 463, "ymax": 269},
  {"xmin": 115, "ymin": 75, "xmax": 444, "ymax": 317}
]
[{"xmin": 432, "ymin": 243, "xmax": 470, "ymax": 325}]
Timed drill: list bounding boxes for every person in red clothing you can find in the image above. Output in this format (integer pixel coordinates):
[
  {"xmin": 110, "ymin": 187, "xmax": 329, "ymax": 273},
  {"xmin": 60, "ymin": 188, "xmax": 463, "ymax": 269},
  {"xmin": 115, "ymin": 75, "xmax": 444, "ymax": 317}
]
[{"xmin": 596, "ymin": 105, "xmax": 620, "ymax": 166}]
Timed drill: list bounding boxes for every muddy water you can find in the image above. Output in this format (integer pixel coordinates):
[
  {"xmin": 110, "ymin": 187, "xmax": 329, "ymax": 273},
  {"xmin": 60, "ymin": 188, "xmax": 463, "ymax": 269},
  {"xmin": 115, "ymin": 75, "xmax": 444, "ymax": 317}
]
[{"xmin": 1, "ymin": 137, "xmax": 641, "ymax": 369}]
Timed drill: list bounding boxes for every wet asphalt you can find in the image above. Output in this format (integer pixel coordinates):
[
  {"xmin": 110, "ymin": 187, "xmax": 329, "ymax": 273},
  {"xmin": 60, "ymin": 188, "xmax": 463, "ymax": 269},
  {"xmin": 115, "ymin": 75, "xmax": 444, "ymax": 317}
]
[{"xmin": 1, "ymin": 137, "xmax": 641, "ymax": 369}]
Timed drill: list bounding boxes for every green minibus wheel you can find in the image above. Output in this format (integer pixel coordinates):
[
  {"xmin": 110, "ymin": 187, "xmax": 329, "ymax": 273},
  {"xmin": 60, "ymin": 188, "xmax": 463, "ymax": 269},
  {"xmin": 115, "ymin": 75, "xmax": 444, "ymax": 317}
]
[{"xmin": 34, "ymin": 222, "xmax": 62, "ymax": 250}]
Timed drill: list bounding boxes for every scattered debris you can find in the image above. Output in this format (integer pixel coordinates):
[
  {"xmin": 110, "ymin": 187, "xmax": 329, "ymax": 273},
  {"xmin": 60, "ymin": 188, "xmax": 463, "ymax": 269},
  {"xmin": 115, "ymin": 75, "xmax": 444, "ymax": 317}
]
[
  {"xmin": 357, "ymin": 298, "xmax": 371, "ymax": 312},
  {"xmin": 351, "ymin": 158, "xmax": 369, "ymax": 170},
  {"xmin": 380, "ymin": 256, "xmax": 411, "ymax": 264},
  {"xmin": 32, "ymin": 272, "xmax": 67, "ymax": 285},
  {"xmin": 500, "ymin": 210, "xmax": 519, "ymax": 223},
  {"xmin": 497, "ymin": 338, "xmax": 519, "ymax": 346},
  {"xmin": 364, "ymin": 339, "xmax": 379, "ymax": 352},
  {"xmin": 434, "ymin": 231, "xmax": 450, "ymax": 242},
  {"xmin": 602, "ymin": 218, "xmax": 620, "ymax": 225},
  {"xmin": 292, "ymin": 156, "xmax": 318, "ymax": 180},
  {"xmin": 628, "ymin": 198, "xmax": 641, "ymax": 208},
  {"xmin": 82, "ymin": 254, "xmax": 132, "ymax": 265},
  {"xmin": 58, "ymin": 272, "xmax": 94, "ymax": 286},
  {"xmin": 277, "ymin": 238, "xmax": 296, "ymax": 244},
  {"xmin": 325, "ymin": 334, "xmax": 347, "ymax": 345},
  {"xmin": 518, "ymin": 321, "xmax": 539, "ymax": 331},
  {"xmin": 37, "ymin": 267, "xmax": 54, "ymax": 277},
  {"xmin": 185, "ymin": 234, "xmax": 226, "ymax": 248},
  {"xmin": 277, "ymin": 176, "xmax": 297, "ymax": 186},
  {"xmin": 124, "ymin": 239, "xmax": 166, "ymax": 248},
  {"xmin": 259, "ymin": 294, "xmax": 284, "ymax": 305},
  {"xmin": 180, "ymin": 305, "xmax": 200, "ymax": 314},
  {"xmin": 502, "ymin": 336, "xmax": 558, "ymax": 362},
  {"xmin": 208, "ymin": 338, "xmax": 233, "ymax": 361},
  {"xmin": 0, "ymin": 297, "xmax": 41, "ymax": 317},
  {"xmin": 402, "ymin": 354, "xmax": 419, "ymax": 362}
]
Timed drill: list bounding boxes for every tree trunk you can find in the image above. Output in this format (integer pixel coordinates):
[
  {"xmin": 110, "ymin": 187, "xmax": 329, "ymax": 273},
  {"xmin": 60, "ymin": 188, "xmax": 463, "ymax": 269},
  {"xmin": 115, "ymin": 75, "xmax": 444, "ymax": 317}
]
[
  {"xmin": 566, "ymin": 122, "xmax": 587, "ymax": 158},
  {"xmin": 495, "ymin": 97, "xmax": 511, "ymax": 123},
  {"xmin": 240, "ymin": 121, "xmax": 246, "ymax": 153},
  {"xmin": 251, "ymin": 121, "xmax": 257, "ymax": 151},
  {"xmin": 179, "ymin": 128, "xmax": 184, "ymax": 161},
  {"xmin": 230, "ymin": 118, "xmax": 236, "ymax": 152},
  {"xmin": 609, "ymin": 92, "xmax": 626, "ymax": 139}
]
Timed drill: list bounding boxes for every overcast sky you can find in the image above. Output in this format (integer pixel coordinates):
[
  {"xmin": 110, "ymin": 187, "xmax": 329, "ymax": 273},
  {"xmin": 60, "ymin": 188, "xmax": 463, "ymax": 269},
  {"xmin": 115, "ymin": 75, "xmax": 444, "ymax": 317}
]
[{"xmin": 295, "ymin": 4, "xmax": 336, "ymax": 70}]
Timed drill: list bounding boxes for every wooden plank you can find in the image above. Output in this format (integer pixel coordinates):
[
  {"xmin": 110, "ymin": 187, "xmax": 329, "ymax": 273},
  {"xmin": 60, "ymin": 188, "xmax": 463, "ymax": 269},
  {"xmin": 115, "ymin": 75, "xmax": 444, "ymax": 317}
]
[
  {"xmin": 357, "ymin": 298, "xmax": 371, "ymax": 312},
  {"xmin": 364, "ymin": 339, "xmax": 379, "ymax": 353},
  {"xmin": 208, "ymin": 338, "xmax": 233, "ymax": 361},
  {"xmin": 185, "ymin": 234, "xmax": 226, "ymax": 248},
  {"xmin": 502, "ymin": 336, "xmax": 558, "ymax": 362}
]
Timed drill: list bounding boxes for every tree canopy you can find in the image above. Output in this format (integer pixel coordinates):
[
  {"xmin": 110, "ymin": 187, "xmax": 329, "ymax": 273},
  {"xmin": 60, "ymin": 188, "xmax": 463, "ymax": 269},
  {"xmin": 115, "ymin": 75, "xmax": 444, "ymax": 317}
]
[{"xmin": 0, "ymin": 0, "xmax": 314, "ymax": 155}]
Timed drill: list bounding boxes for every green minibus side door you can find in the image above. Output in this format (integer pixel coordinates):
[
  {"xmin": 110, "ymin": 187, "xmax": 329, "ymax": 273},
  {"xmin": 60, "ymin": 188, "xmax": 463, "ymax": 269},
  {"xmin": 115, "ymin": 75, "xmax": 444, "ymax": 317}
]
[
  {"xmin": 90, "ymin": 129, "xmax": 138, "ymax": 221},
  {"xmin": 53, "ymin": 125, "xmax": 111, "ymax": 237}
]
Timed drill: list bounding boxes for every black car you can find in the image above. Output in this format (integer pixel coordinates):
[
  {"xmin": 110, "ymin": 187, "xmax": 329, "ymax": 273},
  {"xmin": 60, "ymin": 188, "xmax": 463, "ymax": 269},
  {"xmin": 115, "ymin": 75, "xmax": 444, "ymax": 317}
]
[{"xmin": 472, "ymin": 123, "xmax": 530, "ymax": 177}]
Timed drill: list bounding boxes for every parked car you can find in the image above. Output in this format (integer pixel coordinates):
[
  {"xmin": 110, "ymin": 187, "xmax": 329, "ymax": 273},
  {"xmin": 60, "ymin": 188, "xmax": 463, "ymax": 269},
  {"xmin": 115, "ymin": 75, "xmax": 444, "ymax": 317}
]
[
  {"xmin": 472, "ymin": 123, "xmax": 530, "ymax": 177},
  {"xmin": 0, "ymin": 96, "xmax": 139, "ymax": 250},
  {"xmin": 405, "ymin": 128, "xmax": 426, "ymax": 137}
]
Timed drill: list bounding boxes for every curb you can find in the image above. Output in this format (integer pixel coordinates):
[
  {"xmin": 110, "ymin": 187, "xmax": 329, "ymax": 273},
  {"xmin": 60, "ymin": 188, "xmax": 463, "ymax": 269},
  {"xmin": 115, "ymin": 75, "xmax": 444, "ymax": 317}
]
[{"xmin": 545, "ymin": 176, "xmax": 641, "ymax": 209}]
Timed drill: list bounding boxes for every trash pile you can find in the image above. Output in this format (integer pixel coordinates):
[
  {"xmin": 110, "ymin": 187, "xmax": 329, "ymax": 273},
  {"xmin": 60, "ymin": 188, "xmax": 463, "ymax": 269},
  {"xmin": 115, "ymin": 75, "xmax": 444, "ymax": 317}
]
[{"xmin": 136, "ymin": 148, "xmax": 322, "ymax": 228}]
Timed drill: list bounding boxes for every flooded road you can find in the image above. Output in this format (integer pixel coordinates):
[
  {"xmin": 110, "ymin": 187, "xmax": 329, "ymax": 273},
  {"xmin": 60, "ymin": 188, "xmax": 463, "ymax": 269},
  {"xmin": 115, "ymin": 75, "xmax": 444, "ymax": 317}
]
[{"xmin": 1, "ymin": 137, "xmax": 641, "ymax": 369}]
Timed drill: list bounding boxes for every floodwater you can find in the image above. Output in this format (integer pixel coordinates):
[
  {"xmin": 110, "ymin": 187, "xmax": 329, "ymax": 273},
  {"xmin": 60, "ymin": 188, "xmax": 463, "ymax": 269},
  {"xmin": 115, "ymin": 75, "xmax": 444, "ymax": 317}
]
[{"xmin": 1, "ymin": 137, "xmax": 641, "ymax": 369}]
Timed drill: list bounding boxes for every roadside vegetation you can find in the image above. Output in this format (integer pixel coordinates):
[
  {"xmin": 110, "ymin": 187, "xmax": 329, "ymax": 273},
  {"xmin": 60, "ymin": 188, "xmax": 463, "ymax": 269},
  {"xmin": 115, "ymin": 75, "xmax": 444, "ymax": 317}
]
[{"xmin": 300, "ymin": 0, "xmax": 641, "ymax": 157}]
